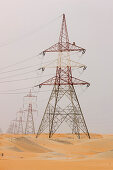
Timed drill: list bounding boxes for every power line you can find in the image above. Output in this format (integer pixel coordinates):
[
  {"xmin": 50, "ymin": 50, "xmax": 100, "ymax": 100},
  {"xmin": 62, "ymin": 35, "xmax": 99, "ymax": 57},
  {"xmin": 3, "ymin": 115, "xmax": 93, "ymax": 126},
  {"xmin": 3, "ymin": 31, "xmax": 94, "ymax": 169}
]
[
  {"xmin": 0, "ymin": 86, "xmax": 34, "ymax": 92},
  {"xmin": 0, "ymin": 76, "xmax": 37, "ymax": 83},
  {"xmin": 0, "ymin": 58, "xmax": 56, "ymax": 75},
  {"xmin": 0, "ymin": 14, "xmax": 62, "ymax": 73},
  {"xmin": 0, "ymin": 89, "xmax": 51, "ymax": 95},
  {"xmin": 0, "ymin": 15, "xmax": 62, "ymax": 92},
  {"xmin": 0, "ymin": 69, "xmax": 36, "ymax": 80},
  {"xmin": 0, "ymin": 68, "xmax": 37, "ymax": 80},
  {"xmin": 0, "ymin": 73, "xmax": 55, "ymax": 84},
  {"xmin": 0, "ymin": 53, "xmax": 42, "ymax": 72},
  {"xmin": 0, "ymin": 14, "xmax": 62, "ymax": 48}
]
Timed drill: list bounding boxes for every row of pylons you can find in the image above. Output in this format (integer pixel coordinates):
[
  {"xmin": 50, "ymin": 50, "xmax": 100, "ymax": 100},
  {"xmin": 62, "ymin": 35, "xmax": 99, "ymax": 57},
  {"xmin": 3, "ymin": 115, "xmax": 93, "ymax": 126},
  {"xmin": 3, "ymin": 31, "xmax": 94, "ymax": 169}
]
[
  {"xmin": 7, "ymin": 14, "xmax": 90, "ymax": 139},
  {"xmin": 7, "ymin": 90, "xmax": 37, "ymax": 134}
]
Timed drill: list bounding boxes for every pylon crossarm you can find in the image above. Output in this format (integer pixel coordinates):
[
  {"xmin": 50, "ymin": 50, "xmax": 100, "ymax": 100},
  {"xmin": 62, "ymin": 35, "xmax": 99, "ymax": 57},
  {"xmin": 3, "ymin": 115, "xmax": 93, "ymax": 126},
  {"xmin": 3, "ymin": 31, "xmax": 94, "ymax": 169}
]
[
  {"xmin": 35, "ymin": 76, "xmax": 90, "ymax": 86},
  {"xmin": 35, "ymin": 76, "xmax": 56, "ymax": 87},
  {"xmin": 69, "ymin": 60, "xmax": 87, "ymax": 69},
  {"xmin": 43, "ymin": 42, "xmax": 86, "ymax": 53},
  {"xmin": 24, "ymin": 109, "xmax": 37, "ymax": 112},
  {"xmin": 72, "ymin": 77, "xmax": 90, "ymax": 86},
  {"xmin": 39, "ymin": 59, "xmax": 86, "ymax": 70},
  {"xmin": 68, "ymin": 43, "xmax": 86, "ymax": 53}
]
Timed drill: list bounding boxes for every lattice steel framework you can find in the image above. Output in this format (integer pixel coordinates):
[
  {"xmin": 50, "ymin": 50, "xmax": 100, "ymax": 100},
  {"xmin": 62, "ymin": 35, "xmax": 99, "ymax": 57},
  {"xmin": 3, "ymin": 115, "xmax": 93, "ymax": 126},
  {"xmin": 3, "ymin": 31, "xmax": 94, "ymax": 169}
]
[
  {"xmin": 12, "ymin": 118, "xmax": 18, "ymax": 134},
  {"xmin": 17, "ymin": 108, "xmax": 24, "ymax": 134},
  {"xmin": 7, "ymin": 121, "xmax": 14, "ymax": 134},
  {"xmin": 24, "ymin": 90, "xmax": 37, "ymax": 134},
  {"xmin": 36, "ymin": 14, "xmax": 90, "ymax": 139}
]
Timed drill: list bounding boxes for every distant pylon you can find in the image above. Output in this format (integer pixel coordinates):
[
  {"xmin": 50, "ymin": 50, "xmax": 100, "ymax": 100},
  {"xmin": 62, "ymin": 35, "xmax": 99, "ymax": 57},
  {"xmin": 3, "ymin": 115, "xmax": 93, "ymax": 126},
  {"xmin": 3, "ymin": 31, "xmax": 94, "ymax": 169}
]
[
  {"xmin": 12, "ymin": 118, "xmax": 18, "ymax": 134},
  {"xmin": 24, "ymin": 90, "xmax": 37, "ymax": 134},
  {"xmin": 17, "ymin": 108, "xmax": 24, "ymax": 134},
  {"xmin": 7, "ymin": 121, "xmax": 14, "ymax": 134},
  {"xmin": 36, "ymin": 14, "xmax": 90, "ymax": 139}
]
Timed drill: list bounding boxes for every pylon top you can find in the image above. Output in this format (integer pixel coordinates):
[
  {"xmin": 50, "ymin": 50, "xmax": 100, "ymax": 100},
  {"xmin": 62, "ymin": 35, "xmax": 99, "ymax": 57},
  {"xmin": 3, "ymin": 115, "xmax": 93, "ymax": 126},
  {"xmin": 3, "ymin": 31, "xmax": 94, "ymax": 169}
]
[
  {"xmin": 24, "ymin": 89, "xmax": 37, "ymax": 98},
  {"xmin": 59, "ymin": 13, "xmax": 69, "ymax": 44},
  {"xmin": 35, "ymin": 14, "xmax": 90, "ymax": 87},
  {"xmin": 43, "ymin": 14, "xmax": 85, "ymax": 53}
]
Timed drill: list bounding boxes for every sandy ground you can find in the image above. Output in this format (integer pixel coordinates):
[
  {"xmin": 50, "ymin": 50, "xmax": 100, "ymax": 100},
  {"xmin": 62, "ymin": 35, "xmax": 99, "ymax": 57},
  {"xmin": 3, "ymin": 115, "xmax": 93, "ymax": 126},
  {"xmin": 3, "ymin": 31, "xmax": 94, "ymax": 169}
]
[{"xmin": 0, "ymin": 133, "xmax": 113, "ymax": 170}]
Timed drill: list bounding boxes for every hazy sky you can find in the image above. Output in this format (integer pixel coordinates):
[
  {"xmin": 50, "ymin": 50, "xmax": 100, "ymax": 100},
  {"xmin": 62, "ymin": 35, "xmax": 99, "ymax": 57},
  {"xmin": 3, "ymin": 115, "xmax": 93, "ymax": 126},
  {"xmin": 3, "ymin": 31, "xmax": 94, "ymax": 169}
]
[{"xmin": 0, "ymin": 0, "xmax": 113, "ymax": 134}]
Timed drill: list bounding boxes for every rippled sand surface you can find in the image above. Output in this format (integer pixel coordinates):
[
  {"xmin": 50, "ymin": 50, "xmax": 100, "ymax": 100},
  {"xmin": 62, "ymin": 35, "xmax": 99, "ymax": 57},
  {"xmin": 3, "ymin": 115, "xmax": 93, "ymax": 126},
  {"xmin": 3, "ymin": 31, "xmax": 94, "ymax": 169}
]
[{"xmin": 0, "ymin": 133, "xmax": 113, "ymax": 170}]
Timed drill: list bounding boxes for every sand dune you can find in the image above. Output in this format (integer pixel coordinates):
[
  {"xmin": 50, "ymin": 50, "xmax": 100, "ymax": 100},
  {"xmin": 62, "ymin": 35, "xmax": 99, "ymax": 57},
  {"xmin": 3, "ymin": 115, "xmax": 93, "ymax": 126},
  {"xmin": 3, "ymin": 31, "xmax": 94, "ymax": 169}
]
[{"xmin": 0, "ymin": 134, "xmax": 113, "ymax": 170}]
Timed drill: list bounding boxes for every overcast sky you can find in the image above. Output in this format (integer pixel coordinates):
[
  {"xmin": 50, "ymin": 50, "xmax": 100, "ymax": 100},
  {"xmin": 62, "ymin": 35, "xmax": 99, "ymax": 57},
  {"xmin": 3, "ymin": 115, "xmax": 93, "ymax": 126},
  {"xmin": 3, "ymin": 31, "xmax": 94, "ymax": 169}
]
[{"xmin": 0, "ymin": 0, "xmax": 113, "ymax": 134}]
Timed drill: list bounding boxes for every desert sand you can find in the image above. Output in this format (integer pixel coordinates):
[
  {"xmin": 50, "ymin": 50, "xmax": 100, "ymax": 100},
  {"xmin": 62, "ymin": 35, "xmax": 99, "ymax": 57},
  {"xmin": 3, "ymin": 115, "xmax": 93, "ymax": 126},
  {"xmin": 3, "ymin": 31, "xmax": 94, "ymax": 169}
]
[{"xmin": 0, "ymin": 133, "xmax": 113, "ymax": 170}]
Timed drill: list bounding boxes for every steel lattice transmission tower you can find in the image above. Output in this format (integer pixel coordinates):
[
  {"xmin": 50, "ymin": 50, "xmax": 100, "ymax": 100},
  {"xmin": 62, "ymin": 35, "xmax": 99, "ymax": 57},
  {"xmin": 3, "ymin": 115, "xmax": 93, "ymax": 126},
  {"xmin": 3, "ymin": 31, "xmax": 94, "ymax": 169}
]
[
  {"xmin": 23, "ymin": 90, "xmax": 37, "ymax": 134},
  {"xmin": 36, "ymin": 14, "xmax": 90, "ymax": 139},
  {"xmin": 12, "ymin": 118, "xmax": 18, "ymax": 134},
  {"xmin": 17, "ymin": 108, "xmax": 24, "ymax": 134},
  {"xmin": 7, "ymin": 121, "xmax": 14, "ymax": 134}
]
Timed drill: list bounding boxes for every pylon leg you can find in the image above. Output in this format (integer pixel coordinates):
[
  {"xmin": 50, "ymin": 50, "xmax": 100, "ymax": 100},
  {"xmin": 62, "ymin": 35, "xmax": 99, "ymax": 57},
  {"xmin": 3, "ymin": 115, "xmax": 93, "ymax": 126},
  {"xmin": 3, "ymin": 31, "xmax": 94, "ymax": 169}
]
[
  {"xmin": 65, "ymin": 85, "xmax": 90, "ymax": 139},
  {"xmin": 36, "ymin": 85, "xmax": 68, "ymax": 138},
  {"xmin": 36, "ymin": 84, "xmax": 90, "ymax": 139},
  {"xmin": 73, "ymin": 85, "xmax": 90, "ymax": 138}
]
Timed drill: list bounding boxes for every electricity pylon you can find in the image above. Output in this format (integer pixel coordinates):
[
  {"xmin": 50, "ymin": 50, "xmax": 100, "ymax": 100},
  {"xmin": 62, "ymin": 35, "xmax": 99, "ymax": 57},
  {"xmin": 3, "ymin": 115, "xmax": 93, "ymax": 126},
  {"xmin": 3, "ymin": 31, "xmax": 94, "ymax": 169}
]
[
  {"xmin": 23, "ymin": 90, "xmax": 37, "ymax": 134},
  {"xmin": 36, "ymin": 14, "xmax": 90, "ymax": 139},
  {"xmin": 17, "ymin": 108, "xmax": 24, "ymax": 134},
  {"xmin": 7, "ymin": 121, "xmax": 14, "ymax": 134},
  {"xmin": 12, "ymin": 118, "xmax": 18, "ymax": 134}
]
